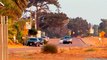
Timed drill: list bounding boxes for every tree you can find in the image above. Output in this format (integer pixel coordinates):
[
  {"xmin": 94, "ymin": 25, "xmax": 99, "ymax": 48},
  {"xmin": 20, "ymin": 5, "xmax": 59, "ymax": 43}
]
[
  {"xmin": 38, "ymin": 12, "xmax": 69, "ymax": 37},
  {"xmin": 0, "ymin": 0, "xmax": 28, "ymax": 44},
  {"xmin": 28, "ymin": 28, "xmax": 37, "ymax": 36},
  {"xmin": 28, "ymin": 20, "xmax": 38, "ymax": 36},
  {"xmin": 67, "ymin": 17, "xmax": 89, "ymax": 37},
  {"xmin": 8, "ymin": 19, "xmax": 17, "ymax": 41},
  {"xmin": 39, "ymin": 12, "xmax": 68, "ymax": 29},
  {"xmin": 93, "ymin": 25, "xmax": 99, "ymax": 36},
  {"xmin": 99, "ymin": 19, "xmax": 107, "ymax": 33},
  {"xmin": 0, "ymin": 0, "xmax": 28, "ymax": 19},
  {"xmin": 8, "ymin": 18, "xmax": 27, "ymax": 43},
  {"xmin": 13, "ymin": 20, "xmax": 27, "ymax": 43},
  {"xmin": 28, "ymin": 0, "xmax": 60, "ymax": 8},
  {"xmin": 27, "ymin": 0, "xmax": 60, "ymax": 29}
]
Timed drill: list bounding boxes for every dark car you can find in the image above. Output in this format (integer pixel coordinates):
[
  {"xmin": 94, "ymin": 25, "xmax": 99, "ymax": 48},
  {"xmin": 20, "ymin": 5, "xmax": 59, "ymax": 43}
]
[
  {"xmin": 59, "ymin": 36, "xmax": 72, "ymax": 44},
  {"xmin": 27, "ymin": 38, "xmax": 41, "ymax": 47}
]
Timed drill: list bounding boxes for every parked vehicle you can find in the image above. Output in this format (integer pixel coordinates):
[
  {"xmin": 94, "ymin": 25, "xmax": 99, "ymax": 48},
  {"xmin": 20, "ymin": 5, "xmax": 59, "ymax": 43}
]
[
  {"xmin": 59, "ymin": 36, "xmax": 72, "ymax": 44},
  {"xmin": 42, "ymin": 36, "xmax": 49, "ymax": 42},
  {"xmin": 26, "ymin": 38, "xmax": 41, "ymax": 47},
  {"xmin": 38, "ymin": 38, "xmax": 44, "ymax": 45}
]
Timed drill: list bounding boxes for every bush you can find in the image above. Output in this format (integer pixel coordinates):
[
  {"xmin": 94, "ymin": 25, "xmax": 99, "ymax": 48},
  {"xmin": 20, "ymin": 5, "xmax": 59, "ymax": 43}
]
[{"xmin": 41, "ymin": 44, "xmax": 58, "ymax": 54}]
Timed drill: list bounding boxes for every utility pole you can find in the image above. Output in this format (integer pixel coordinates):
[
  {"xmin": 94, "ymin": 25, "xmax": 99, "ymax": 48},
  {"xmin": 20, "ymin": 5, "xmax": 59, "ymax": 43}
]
[{"xmin": 0, "ymin": 2, "xmax": 8, "ymax": 60}]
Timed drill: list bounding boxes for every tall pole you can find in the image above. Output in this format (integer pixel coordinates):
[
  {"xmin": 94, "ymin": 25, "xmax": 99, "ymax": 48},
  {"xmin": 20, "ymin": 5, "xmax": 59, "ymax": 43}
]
[
  {"xmin": 35, "ymin": 10, "xmax": 39, "ymax": 30},
  {"xmin": 0, "ymin": 15, "xmax": 3, "ymax": 60},
  {"xmin": 0, "ymin": 16, "xmax": 8, "ymax": 60},
  {"xmin": 0, "ymin": 2, "xmax": 8, "ymax": 60},
  {"xmin": 35, "ymin": 11, "xmax": 37, "ymax": 29}
]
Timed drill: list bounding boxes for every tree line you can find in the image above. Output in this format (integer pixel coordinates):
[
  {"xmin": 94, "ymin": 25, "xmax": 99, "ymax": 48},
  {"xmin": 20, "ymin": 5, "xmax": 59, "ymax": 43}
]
[{"xmin": 0, "ymin": 0, "xmax": 107, "ymax": 44}]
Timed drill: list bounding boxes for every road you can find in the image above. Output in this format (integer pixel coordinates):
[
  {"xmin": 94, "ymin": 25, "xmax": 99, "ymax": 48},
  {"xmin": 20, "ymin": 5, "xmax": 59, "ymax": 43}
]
[
  {"xmin": 48, "ymin": 38, "xmax": 87, "ymax": 47},
  {"xmin": 8, "ymin": 38, "xmax": 88, "ymax": 53}
]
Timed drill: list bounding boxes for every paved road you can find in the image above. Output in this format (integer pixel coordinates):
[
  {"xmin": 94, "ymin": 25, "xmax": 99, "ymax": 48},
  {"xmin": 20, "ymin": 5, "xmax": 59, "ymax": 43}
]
[
  {"xmin": 8, "ymin": 38, "xmax": 88, "ymax": 53},
  {"xmin": 48, "ymin": 38, "xmax": 87, "ymax": 47}
]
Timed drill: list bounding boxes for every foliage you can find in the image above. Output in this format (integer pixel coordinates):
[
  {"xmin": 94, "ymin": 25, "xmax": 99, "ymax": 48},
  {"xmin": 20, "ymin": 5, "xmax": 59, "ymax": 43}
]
[
  {"xmin": 99, "ymin": 19, "xmax": 107, "ymax": 33},
  {"xmin": 67, "ymin": 17, "xmax": 89, "ymax": 36},
  {"xmin": 8, "ymin": 19, "xmax": 25, "ymax": 43},
  {"xmin": 28, "ymin": 0, "xmax": 60, "ymax": 8},
  {"xmin": 41, "ymin": 44, "xmax": 58, "ymax": 53},
  {"xmin": 16, "ymin": 20, "xmax": 26, "ymax": 31},
  {"xmin": 28, "ymin": 28, "xmax": 37, "ymax": 36},
  {"xmin": 10, "ymin": 20, "xmax": 26, "ymax": 43},
  {"xmin": 93, "ymin": 25, "xmax": 99, "ymax": 36},
  {"xmin": 27, "ymin": 0, "xmax": 61, "ymax": 30},
  {"xmin": 39, "ymin": 12, "xmax": 68, "ymax": 28},
  {"xmin": 8, "ymin": 19, "xmax": 17, "ymax": 41},
  {"xmin": 28, "ymin": 20, "xmax": 37, "ymax": 36},
  {"xmin": 12, "ymin": 0, "xmax": 28, "ymax": 10},
  {"xmin": 0, "ymin": 0, "xmax": 27, "ymax": 19},
  {"xmin": 38, "ymin": 12, "xmax": 69, "ymax": 37},
  {"xmin": 16, "ymin": 31, "xmax": 23, "ymax": 43}
]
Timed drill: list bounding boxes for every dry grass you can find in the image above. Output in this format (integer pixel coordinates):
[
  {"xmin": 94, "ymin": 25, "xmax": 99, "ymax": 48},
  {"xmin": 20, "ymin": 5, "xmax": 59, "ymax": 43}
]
[
  {"xmin": 9, "ymin": 37, "xmax": 107, "ymax": 60},
  {"xmin": 9, "ymin": 47, "xmax": 107, "ymax": 60},
  {"xmin": 82, "ymin": 37, "xmax": 107, "ymax": 47}
]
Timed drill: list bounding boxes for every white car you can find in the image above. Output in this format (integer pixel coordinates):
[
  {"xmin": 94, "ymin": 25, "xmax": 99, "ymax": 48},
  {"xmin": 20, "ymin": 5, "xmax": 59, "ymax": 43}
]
[{"xmin": 59, "ymin": 36, "xmax": 72, "ymax": 44}]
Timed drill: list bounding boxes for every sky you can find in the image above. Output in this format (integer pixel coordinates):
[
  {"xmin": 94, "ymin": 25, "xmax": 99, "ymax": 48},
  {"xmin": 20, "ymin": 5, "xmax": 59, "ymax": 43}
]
[{"xmin": 50, "ymin": 0, "xmax": 107, "ymax": 25}]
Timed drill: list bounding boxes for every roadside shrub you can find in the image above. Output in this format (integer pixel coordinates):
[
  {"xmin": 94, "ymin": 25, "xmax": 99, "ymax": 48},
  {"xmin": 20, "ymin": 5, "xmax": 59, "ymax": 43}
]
[{"xmin": 41, "ymin": 44, "xmax": 58, "ymax": 54}]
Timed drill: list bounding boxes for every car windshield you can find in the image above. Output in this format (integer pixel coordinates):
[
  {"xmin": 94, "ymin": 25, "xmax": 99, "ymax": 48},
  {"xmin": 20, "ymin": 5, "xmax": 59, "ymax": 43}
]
[
  {"xmin": 64, "ymin": 36, "xmax": 70, "ymax": 39},
  {"xmin": 61, "ymin": 36, "xmax": 71, "ymax": 39},
  {"xmin": 29, "ymin": 38, "xmax": 37, "ymax": 41},
  {"xmin": 38, "ymin": 38, "xmax": 42, "ymax": 41}
]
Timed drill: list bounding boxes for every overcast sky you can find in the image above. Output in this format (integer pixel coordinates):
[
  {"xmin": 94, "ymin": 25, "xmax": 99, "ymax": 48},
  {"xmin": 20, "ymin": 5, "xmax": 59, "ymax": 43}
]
[{"xmin": 50, "ymin": 0, "xmax": 107, "ymax": 25}]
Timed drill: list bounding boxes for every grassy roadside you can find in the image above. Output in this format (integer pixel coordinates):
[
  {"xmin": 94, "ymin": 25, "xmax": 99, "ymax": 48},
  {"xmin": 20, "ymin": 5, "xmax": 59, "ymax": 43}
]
[{"xmin": 9, "ymin": 47, "xmax": 107, "ymax": 60}]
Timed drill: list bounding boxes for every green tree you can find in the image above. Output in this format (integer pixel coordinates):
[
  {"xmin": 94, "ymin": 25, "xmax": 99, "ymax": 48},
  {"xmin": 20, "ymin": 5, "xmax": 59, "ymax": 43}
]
[
  {"xmin": 67, "ymin": 17, "xmax": 89, "ymax": 37},
  {"xmin": 39, "ymin": 12, "xmax": 68, "ymax": 29},
  {"xmin": 99, "ymin": 19, "xmax": 107, "ymax": 33},
  {"xmin": 8, "ymin": 19, "xmax": 17, "ymax": 41},
  {"xmin": 0, "ymin": 0, "xmax": 28, "ymax": 44},
  {"xmin": 27, "ymin": 0, "xmax": 60, "ymax": 29},
  {"xmin": 14, "ymin": 20, "xmax": 27, "ymax": 43},
  {"xmin": 0, "ymin": 0, "xmax": 27, "ymax": 19},
  {"xmin": 28, "ymin": 0, "xmax": 60, "ymax": 8},
  {"xmin": 39, "ymin": 12, "xmax": 69, "ymax": 37},
  {"xmin": 28, "ymin": 20, "xmax": 38, "ymax": 36},
  {"xmin": 28, "ymin": 28, "xmax": 37, "ymax": 36}
]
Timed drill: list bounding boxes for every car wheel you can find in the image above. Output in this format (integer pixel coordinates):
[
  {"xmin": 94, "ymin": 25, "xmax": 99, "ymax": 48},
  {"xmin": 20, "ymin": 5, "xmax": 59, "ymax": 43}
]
[
  {"xmin": 36, "ymin": 43, "xmax": 40, "ymax": 47},
  {"xmin": 70, "ymin": 42, "xmax": 72, "ymax": 44},
  {"xmin": 42, "ymin": 43, "xmax": 45, "ymax": 45}
]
